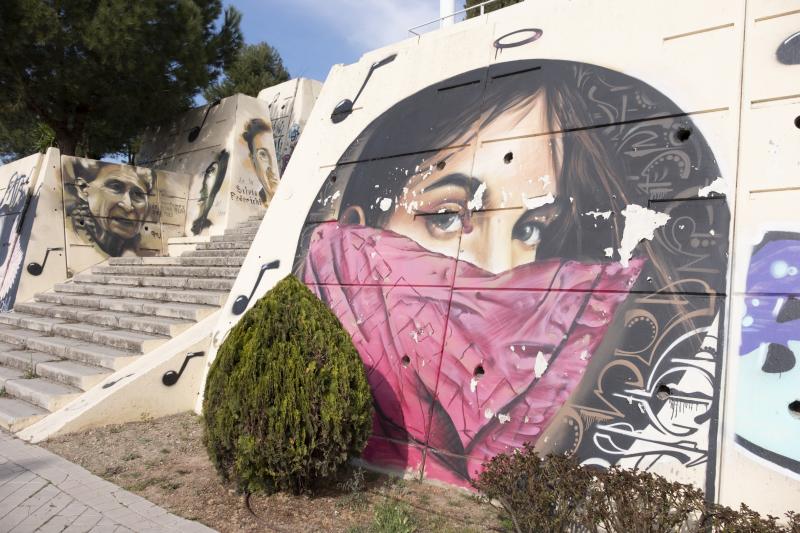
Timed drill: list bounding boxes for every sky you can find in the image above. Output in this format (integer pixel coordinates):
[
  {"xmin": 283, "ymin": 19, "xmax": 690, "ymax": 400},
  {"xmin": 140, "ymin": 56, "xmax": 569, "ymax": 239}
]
[{"xmin": 225, "ymin": 0, "xmax": 442, "ymax": 83}]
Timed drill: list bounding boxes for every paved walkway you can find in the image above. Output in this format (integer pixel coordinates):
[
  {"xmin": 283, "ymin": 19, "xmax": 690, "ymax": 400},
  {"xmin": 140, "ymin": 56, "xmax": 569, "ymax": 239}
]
[{"xmin": 0, "ymin": 430, "xmax": 215, "ymax": 532}]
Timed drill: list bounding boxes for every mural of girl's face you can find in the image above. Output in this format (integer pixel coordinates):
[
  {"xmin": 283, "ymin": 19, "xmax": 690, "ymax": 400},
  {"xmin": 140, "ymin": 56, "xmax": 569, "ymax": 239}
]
[
  {"xmin": 299, "ymin": 59, "xmax": 728, "ymax": 487},
  {"xmin": 77, "ymin": 166, "xmax": 149, "ymax": 240},
  {"xmin": 343, "ymin": 92, "xmax": 563, "ymax": 274}
]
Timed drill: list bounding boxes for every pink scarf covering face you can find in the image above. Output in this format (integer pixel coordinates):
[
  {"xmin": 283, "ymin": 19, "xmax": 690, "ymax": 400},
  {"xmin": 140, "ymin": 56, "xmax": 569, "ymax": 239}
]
[{"xmin": 303, "ymin": 223, "xmax": 643, "ymax": 484}]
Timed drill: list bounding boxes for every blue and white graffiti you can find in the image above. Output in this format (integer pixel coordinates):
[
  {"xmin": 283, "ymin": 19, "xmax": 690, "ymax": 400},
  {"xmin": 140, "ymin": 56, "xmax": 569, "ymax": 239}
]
[{"xmin": 736, "ymin": 231, "xmax": 800, "ymax": 475}]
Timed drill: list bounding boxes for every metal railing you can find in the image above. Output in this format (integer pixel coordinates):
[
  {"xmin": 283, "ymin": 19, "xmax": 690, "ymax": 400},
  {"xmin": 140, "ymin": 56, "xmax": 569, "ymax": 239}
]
[{"xmin": 408, "ymin": 0, "xmax": 517, "ymax": 36}]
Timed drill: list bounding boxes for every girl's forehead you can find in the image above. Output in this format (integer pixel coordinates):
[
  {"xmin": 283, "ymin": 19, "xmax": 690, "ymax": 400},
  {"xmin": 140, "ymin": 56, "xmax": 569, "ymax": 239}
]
[{"xmin": 402, "ymin": 92, "xmax": 558, "ymax": 193}]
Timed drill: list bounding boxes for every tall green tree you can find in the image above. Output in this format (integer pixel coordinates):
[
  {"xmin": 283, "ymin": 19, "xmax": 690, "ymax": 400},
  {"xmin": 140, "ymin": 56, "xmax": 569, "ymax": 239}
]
[
  {"xmin": 465, "ymin": 0, "xmax": 523, "ymax": 18},
  {"xmin": 203, "ymin": 42, "xmax": 290, "ymax": 102},
  {"xmin": 0, "ymin": 0, "xmax": 243, "ymax": 160}
]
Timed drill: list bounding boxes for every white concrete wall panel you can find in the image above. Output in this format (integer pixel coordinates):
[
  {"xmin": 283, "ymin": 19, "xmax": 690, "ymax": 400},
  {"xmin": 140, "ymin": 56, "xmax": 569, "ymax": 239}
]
[
  {"xmin": 0, "ymin": 153, "xmax": 43, "ymax": 310},
  {"xmin": 201, "ymin": 0, "xmax": 787, "ymax": 506},
  {"xmin": 13, "ymin": 148, "xmax": 69, "ymax": 304},
  {"xmin": 717, "ymin": 0, "xmax": 800, "ymax": 517}
]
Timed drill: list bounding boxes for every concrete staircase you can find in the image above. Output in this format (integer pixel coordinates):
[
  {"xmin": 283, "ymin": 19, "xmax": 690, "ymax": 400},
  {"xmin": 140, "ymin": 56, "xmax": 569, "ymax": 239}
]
[{"xmin": 0, "ymin": 217, "xmax": 260, "ymax": 432}]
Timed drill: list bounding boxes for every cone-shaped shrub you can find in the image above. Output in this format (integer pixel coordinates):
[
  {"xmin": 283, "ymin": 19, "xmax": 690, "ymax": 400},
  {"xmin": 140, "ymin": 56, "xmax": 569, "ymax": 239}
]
[{"xmin": 203, "ymin": 275, "xmax": 373, "ymax": 494}]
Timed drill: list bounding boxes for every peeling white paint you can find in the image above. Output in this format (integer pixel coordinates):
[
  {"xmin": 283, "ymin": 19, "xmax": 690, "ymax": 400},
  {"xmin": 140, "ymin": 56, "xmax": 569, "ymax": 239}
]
[
  {"xmin": 523, "ymin": 192, "xmax": 555, "ymax": 211},
  {"xmin": 534, "ymin": 351, "xmax": 548, "ymax": 378},
  {"xmin": 604, "ymin": 247, "xmax": 614, "ymax": 258},
  {"xmin": 498, "ymin": 413, "xmax": 511, "ymax": 424},
  {"xmin": 698, "ymin": 177, "xmax": 727, "ymax": 197},
  {"xmin": 467, "ymin": 182, "xmax": 487, "ymax": 210},
  {"xmin": 619, "ymin": 204, "xmax": 670, "ymax": 267},
  {"xmin": 586, "ymin": 210, "xmax": 612, "ymax": 220},
  {"xmin": 484, "ymin": 408, "xmax": 494, "ymax": 420},
  {"xmin": 470, "ymin": 377, "xmax": 479, "ymax": 393},
  {"xmin": 379, "ymin": 197, "xmax": 393, "ymax": 211}
]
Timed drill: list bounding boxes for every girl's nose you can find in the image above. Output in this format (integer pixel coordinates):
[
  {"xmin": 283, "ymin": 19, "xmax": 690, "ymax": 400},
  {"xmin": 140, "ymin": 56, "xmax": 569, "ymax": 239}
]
[{"xmin": 462, "ymin": 213, "xmax": 514, "ymax": 274}]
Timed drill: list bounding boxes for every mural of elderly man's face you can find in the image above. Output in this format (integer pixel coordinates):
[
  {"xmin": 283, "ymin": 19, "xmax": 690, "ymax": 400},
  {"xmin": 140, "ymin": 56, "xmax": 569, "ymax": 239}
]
[{"xmin": 76, "ymin": 166, "xmax": 149, "ymax": 240}]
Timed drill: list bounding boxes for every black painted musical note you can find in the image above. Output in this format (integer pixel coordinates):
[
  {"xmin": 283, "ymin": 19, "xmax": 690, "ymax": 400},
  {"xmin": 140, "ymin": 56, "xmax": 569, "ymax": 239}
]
[
  {"xmin": 777, "ymin": 31, "xmax": 800, "ymax": 65},
  {"xmin": 187, "ymin": 99, "xmax": 221, "ymax": 142},
  {"xmin": 493, "ymin": 28, "xmax": 543, "ymax": 49},
  {"xmin": 27, "ymin": 247, "xmax": 64, "ymax": 276},
  {"xmin": 162, "ymin": 351, "xmax": 205, "ymax": 386},
  {"xmin": 331, "ymin": 53, "xmax": 397, "ymax": 123},
  {"xmin": 232, "ymin": 259, "xmax": 280, "ymax": 315}
]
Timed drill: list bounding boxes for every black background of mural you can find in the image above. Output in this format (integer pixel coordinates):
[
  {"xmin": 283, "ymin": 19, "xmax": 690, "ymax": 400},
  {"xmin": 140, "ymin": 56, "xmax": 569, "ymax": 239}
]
[{"xmin": 295, "ymin": 60, "xmax": 730, "ymax": 495}]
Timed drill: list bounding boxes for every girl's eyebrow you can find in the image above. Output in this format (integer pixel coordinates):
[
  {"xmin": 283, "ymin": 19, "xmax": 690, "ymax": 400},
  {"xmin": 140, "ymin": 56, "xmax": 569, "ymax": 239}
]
[{"xmin": 420, "ymin": 172, "xmax": 483, "ymax": 197}]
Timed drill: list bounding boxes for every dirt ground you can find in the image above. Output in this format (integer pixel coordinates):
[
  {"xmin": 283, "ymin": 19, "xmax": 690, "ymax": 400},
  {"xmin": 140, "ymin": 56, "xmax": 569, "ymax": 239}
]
[{"xmin": 41, "ymin": 412, "xmax": 504, "ymax": 532}]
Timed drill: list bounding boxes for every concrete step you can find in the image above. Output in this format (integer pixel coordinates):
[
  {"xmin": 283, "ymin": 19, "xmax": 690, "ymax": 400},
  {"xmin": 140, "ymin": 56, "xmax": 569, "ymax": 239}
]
[
  {"xmin": 75, "ymin": 273, "xmax": 235, "ymax": 291},
  {"xmin": 0, "ymin": 313, "xmax": 68, "ymax": 334},
  {"xmin": 31, "ymin": 294, "xmax": 217, "ymax": 321},
  {"xmin": 0, "ymin": 397, "xmax": 48, "ymax": 432},
  {"xmin": 92, "ymin": 264, "xmax": 240, "ymax": 278},
  {"xmin": 209, "ymin": 233, "xmax": 257, "ymax": 243},
  {"xmin": 178, "ymin": 256, "xmax": 245, "ymax": 267},
  {"xmin": 53, "ymin": 282, "xmax": 228, "ymax": 306},
  {"xmin": 36, "ymin": 360, "xmax": 111, "ymax": 391},
  {"xmin": 0, "ymin": 365, "xmax": 26, "ymax": 386},
  {"xmin": 195, "ymin": 241, "xmax": 251, "ymax": 251},
  {"xmin": 4, "ymin": 377, "xmax": 82, "ymax": 412},
  {"xmin": 232, "ymin": 222, "xmax": 261, "ymax": 231},
  {"xmin": 0, "ymin": 325, "xmax": 138, "ymax": 370},
  {"xmin": 0, "ymin": 345, "xmax": 58, "ymax": 373},
  {"xmin": 183, "ymin": 248, "xmax": 248, "ymax": 258},
  {"xmin": 107, "ymin": 256, "xmax": 244, "ymax": 267},
  {"xmin": 51, "ymin": 322, "xmax": 168, "ymax": 353}
]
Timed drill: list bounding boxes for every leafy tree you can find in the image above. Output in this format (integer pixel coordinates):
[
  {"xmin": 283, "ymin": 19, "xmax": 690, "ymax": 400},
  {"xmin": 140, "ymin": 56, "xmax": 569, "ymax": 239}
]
[
  {"xmin": 465, "ymin": 0, "xmax": 523, "ymax": 18},
  {"xmin": 0, "ymin": 0, "xmax": 243, "ymax": 160},
  {"xmin": 203, "ymin": 275, "xmax": 373, "ymax": 495},
  {"xmin": 203, "ymin": 42, "xmax": 290, "ymax": 102}
]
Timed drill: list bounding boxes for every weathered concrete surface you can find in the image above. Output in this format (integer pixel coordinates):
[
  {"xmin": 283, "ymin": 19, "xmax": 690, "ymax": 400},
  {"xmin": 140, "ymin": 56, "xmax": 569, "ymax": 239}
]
[{"xmin": 0, "ymin": 430, "xmax": 214, "ymax": 532}]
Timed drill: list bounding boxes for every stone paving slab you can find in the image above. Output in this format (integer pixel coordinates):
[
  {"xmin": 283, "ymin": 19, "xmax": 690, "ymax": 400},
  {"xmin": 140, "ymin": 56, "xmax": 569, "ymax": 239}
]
[{"xmin": 0, "ymin": 430, "xmax": 215, "ymax": 532}]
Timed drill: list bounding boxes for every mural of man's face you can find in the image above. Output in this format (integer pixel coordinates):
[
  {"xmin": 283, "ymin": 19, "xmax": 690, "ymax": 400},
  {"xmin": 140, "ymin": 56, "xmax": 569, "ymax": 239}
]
[
  {"xmin": 76, "ymin": 166, "xmax": 150, "ymax": 240},
  {"xmin": 251, "ymin": 131, "xmax": 274, "ymax": 192}
]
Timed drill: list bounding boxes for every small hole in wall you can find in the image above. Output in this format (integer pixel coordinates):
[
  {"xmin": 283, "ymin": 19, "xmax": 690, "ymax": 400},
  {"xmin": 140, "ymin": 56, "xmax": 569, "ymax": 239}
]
[
  {"xmin": 77, "ymin": 218, "xmax": 85, "ymax": 226},
  {"xmin": 401, "ymin": 355, "xmax": 411, "ymax": 368},
  {"xmin": 674, "ymin": 127, "xmax": 692, "ymax": 143},
  {"xmin": 474, "ymin": 365, "xmax": 485, "ymax": 378},
  {"xmin": 789, "ymin": 400, "xmax": 800, "ymax": 418},
  {"xmin": 655, "ymin": 383, "xmax": 671, "ymax": 401},
  {"xmin": 330, "ymin": 175, "xmax": 337, "ymax": 183},
  {"xmin": 795, "ymin": 116, "xmax": 800, "ymax": 129},
  {"xmin": 437, "ymin": 160, "xmax": 446, "ymax": 171},
  {"xmin": 503, "ymin": 152, "xmax": 514, "ymax": 164}
]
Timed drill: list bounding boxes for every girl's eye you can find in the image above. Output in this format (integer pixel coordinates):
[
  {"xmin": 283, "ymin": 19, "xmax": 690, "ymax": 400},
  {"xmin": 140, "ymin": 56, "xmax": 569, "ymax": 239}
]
[
  {"xmin": 425, "ymin": 212, "xmax": 463, "ymax": 237},
  {"xmin": 256, "ymin": 148, "xmax": 270, "ymax": 162},
  {"xmin": 513, "ymin": 219, "xmax": 542, "ymax": 247}
]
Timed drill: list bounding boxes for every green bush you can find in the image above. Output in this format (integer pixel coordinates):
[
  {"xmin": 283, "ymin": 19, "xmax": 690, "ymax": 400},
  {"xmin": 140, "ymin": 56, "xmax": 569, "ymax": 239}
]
[
  {"xmin": 475, "ymin": 445, "xmax": 799, "ymax": 533},
  {"xmin": 203, "ymin": 275, "xmax": 373, "ymax": 494}
]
